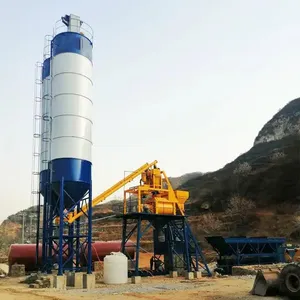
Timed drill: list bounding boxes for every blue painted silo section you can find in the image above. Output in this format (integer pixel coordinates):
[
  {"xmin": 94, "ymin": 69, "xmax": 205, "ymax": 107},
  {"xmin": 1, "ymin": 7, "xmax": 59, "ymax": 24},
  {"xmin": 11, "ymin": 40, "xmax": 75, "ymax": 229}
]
[
  {"xmin": 50, "ymin": 159, "xmax": 92, "ymax": 203},
  {"xmin": 51, "ymin": 32, "xmax": 93, "ymax": 62},
  {"xmin": 42, "ymin": 58, "xmax": 51, "ymax": 80},
  {"xmin": 50, "ymin": 31, "xmax": 93, "ymax": 208},
  {"xmin": 39, "ymin": 169, "xmax": 50, "ymax": 196}
]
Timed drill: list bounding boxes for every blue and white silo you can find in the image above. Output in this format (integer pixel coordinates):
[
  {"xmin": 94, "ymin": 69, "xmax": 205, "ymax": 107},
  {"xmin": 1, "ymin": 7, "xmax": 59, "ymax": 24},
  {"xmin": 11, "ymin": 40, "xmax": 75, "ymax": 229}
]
[
  {"xmin": 50, "ymin": 14, "xmax": 93, "ymax": 208},
  {"xmin": 38, "ymin": 14, "xmax": 94, "ymax": 275}
]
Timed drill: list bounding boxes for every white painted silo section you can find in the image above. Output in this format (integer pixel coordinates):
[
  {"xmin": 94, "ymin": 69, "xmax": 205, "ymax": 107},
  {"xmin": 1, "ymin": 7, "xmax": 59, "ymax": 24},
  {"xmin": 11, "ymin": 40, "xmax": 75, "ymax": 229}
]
[
  {"xmin": 40, "ymin": 70, "xmax": 51, "ymax": 172},
  {"xmin": 51, "ymin": 53, "xmax": 93, "ymax": 161}
]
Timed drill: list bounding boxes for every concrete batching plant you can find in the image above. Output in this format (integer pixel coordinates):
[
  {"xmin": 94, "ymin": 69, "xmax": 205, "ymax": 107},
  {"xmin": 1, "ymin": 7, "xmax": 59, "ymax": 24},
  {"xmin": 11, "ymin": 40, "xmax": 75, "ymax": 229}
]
[
  {"xmin": 32, "ymin": 14, "xmax": 94, "ymax": 275},
  {"xmin": 29, "ymin": 14, "xmax": 211, "ymax": 281}
]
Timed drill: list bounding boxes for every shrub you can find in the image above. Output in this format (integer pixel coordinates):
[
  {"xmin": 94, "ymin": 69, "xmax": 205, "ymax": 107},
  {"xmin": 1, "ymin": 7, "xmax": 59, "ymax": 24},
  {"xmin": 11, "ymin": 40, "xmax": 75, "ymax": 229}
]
[
  {"xmin": 225, "ymin": 195, "xmax": 256, "ymax": 225},
  {"xmin": 270, "ymin": 151, "xmax": 286, "ymax": 161},
  {"xmin": 233, "ymin": 162, "xmax": 252, "ymax": 176},
  {"xmin": 197, "ymin": 213, "xmax": 223, "ymax": 233}
]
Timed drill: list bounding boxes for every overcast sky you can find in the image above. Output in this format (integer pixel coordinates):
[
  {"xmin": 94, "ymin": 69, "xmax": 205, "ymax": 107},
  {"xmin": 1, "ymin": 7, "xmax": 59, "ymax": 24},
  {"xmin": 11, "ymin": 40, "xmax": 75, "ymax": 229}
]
[{"xmin": 0, "ymin": 0, "xmax": 300, "ymax": 221}]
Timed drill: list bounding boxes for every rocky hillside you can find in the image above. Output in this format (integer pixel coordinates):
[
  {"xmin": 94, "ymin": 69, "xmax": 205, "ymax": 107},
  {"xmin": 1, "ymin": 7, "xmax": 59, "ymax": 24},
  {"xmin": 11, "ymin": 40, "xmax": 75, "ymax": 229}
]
[
  {"xmin": 180, "ymin": 97, "xmax": 300, "ymax": 216},
  {"xmin": 255, "ymin": 98, "xmax": 300, "ymax": 145},
  {"xmin": 169, "ymin": 172, "xmax": 203, "ymax": 189}
]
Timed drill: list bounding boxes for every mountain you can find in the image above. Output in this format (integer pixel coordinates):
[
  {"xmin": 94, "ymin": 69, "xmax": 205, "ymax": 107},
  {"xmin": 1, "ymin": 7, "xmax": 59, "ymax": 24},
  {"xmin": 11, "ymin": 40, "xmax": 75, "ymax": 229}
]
[
  {"xmin": 181, "ymin": 97, "xmax": 300, "ymax": 214},
  {"xmin": 255, "ymin": 98, "xmax": 300, "ymax": 145},
  {"xmin": 169, "ymin": 172, "xmax": 203, "ymax": 189}
]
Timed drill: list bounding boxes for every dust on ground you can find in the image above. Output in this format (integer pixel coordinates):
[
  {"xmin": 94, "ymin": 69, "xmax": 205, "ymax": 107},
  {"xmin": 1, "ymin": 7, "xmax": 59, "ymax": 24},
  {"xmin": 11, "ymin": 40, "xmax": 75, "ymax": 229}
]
[{"xmin": 0, "ymin": 275, "xmax": 285, "ymax": 300}]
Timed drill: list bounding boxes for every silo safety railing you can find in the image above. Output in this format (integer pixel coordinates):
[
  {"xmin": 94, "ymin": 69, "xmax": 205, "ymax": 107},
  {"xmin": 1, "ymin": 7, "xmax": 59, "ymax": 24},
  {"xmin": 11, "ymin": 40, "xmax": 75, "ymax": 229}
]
[{"xmin": 53, "ymin": 18, "xmax": 94, "ymax": 43}]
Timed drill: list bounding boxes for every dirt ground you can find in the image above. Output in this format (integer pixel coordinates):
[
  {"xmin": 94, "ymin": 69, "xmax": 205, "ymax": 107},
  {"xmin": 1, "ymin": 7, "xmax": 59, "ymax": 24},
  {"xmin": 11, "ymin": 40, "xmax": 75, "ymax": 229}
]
[{"xmin": 0, "ymin": 275, "xmax": 285, "ymax": 300}]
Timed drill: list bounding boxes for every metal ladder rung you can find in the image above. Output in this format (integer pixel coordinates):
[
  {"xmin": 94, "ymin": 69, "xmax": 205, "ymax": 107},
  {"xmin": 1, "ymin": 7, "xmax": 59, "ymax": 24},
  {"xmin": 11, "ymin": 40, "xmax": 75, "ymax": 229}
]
[{"xmin": 42, "ymin": 115, "xmax": 50, "ymax": 121}]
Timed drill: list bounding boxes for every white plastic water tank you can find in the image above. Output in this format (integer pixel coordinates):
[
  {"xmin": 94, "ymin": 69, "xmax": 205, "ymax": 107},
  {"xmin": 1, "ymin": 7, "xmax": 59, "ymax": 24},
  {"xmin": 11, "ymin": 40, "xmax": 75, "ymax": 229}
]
[{"xmin": 103, "ymin": 252, "xmax": 128, "ymax": 284}]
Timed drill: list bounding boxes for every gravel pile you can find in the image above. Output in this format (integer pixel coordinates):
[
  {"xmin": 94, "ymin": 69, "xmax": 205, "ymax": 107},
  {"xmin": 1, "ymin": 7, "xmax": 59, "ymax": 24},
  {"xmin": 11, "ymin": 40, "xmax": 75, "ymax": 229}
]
[{"xmin": 65, "ymin": 281, "xmax": 212, "ymax": 295}]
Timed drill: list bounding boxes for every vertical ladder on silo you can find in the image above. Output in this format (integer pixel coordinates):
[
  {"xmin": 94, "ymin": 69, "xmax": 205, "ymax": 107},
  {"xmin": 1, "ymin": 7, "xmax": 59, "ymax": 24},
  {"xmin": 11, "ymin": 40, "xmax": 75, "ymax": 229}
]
[
  {"xmin": 41, "ymin": 35, "xmax": 53, "ymax": 174},
  {"xmin": 30, "ymin": 61, "xmax": 43, "ymax": 243},
  {"xmin": 39, "ymin": 35, "xmax": 53, "ymax": 271}
]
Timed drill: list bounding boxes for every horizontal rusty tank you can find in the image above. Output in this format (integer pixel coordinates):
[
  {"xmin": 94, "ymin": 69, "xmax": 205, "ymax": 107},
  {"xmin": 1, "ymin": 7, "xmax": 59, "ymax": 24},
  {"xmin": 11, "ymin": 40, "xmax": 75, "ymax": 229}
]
[
  {"xmin": 8, "ymin": 243, "xmax": 65, "ymax": 271},
  {"xmin": 8, "ymin": 240, "xmax": 135, "ymax": 271},
  {"xmin": 8, "ymin": 244, "xmax": 42, "ymax": 272},
  {"xmin": 81, "ymin": 240, "xmax": 135, "ymax": 265}
]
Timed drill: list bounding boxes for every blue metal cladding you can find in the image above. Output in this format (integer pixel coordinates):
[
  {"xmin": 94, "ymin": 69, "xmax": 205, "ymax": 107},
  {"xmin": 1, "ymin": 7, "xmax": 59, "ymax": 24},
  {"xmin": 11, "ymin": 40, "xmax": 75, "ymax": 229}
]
[
  {"xmin": 39, "ymin": 169, "xmax": 50, "ymax": 196},
  {"xmin": 42, "ymin": 58, "xmax": 51, "ymax": 80},
  {"xmin": 51, "ymin": 158, "xmax": 91, "ymax": 183},
  {"xmin": 52, "ymin": 32, "xmax": 93, "ymax": 62},
  {"xmin": 50, "ymin": 158, "xmax": 91, "ymax": 205}
]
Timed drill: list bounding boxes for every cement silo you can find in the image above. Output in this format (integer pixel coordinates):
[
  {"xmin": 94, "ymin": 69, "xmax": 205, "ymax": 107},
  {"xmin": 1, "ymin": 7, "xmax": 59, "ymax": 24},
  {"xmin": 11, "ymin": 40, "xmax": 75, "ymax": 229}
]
[{"xmin": 36, "ymin": 14, "xmax": 94, "ymax": 275}]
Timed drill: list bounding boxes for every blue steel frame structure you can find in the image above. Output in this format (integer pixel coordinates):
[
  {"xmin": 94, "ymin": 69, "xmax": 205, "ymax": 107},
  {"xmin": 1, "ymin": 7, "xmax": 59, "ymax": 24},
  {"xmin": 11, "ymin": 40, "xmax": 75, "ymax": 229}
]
[
  {"xmin": 36, "ymin": 178, "xmax": 93, "ymax": 274},
  {"xmin": 206, "ymin": 236, "xmax": 286, "ymax": 274},
  {"xmin": 121, "ymin": 213, "xmax": 212, "ymax": 277}
]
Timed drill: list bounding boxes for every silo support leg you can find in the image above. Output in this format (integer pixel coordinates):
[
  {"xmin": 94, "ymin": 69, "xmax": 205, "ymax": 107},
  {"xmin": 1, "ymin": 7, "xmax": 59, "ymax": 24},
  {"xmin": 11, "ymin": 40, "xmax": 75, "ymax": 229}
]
[
  {"xmin": 87, "ymin": 184, "xmax": 92, "ymax": 274},
  {"xmin": 58, "ymin": 177, "xmax": 65, "ymax": 276}
]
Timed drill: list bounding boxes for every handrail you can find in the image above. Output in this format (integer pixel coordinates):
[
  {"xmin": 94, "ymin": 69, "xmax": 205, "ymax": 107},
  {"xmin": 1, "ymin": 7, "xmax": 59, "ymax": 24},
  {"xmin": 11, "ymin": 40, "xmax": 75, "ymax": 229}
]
[
  {"xmin": 66, "ymin": 160, "xmax": 158, "ymax": 223},
  {"xmin": 53, "ymin": 17, "xmax": 94, "ymax": 42}
]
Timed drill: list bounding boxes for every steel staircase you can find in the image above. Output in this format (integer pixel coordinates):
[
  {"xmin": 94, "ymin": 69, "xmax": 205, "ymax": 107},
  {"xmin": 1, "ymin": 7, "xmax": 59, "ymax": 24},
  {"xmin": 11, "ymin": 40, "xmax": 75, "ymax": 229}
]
[{"xmin": 168, "ymin": 218, "xmax": 212, "ymax": 276}]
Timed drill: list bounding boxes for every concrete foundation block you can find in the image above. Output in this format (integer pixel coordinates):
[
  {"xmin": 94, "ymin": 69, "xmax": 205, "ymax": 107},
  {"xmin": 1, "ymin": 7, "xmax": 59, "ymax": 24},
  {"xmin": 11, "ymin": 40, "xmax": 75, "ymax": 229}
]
[
  {"xmin": 66, "ymin": 272, "xmax": 73, "ymax": 287},
  {"xmin": 131, "ymin": 276, "xmax": 141, "ymax": 284},
  {"xmin": 169, "ymin": 271, "xmax": 178, "ymax": 278},
  {"xmin": 83, "ymin": 273, "xmax": 95, "ymax": 290},
  {"xmin": 194, "ymin": 271, "xmax": 202, "ymax": 279},
  {"xmin": 53, "ymin": 275, "xmax": 66, "ymax": 290},
  {"xmin": 185, "ymin": 272, "xmax": 194, "ymax": 280},
  {"xmin": 67, "ymin": 272, "xmax": 83, "ymax": 288},
  {"xmin": 74, "ymin": 273, "xmax": 84, "ymax": 288}
]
